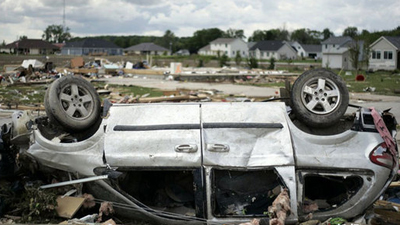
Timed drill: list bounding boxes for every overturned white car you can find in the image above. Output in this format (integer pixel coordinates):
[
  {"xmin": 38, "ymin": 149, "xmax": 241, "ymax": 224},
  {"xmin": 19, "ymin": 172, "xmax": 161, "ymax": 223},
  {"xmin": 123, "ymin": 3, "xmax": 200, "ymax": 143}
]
[{"xmin": 2, "ymin": 69, "xmax": 398, "ymax": 224}]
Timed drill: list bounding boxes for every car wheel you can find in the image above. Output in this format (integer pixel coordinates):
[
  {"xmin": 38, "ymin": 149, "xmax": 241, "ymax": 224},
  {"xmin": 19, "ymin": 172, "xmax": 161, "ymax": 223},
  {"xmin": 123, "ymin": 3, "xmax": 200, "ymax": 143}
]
[
  {"xmin": 291, "ymin": 68, "xmax": 349, "ymax": 128},
  {"xmin": 45, "ymin": 75, "xmax": 101, "ymax": 131}
]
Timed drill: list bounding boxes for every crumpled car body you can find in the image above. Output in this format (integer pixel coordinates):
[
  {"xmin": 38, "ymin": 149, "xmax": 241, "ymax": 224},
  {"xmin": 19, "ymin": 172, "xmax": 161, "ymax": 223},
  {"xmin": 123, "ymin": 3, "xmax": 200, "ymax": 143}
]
[{"xmin": 9, "ymin": 101, "xmax": 398, "ymax": 224}]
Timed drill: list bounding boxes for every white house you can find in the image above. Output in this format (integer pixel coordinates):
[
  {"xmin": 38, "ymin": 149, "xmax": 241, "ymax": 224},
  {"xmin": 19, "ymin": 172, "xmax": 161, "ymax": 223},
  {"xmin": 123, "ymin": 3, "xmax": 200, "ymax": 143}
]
[
  {"xmin": 289, "ymin": 41, "xmax": 305, "ymax": 57},
  {"xmin": 198, "ymin": 38, "xmax": 248, "ymax": 58},
  {"xmin": 321, "ymin": 36, "xmax": 354, "ymax": 69},
  {"xmin": 302, "ymin": 44, "xmax": 322, "ymax": 59},
  {"xmin": 198, "ymin": 44, "xmax": 213, "ymax": 56},
  {"xmin": 322, "ymin": 36, "xmax": 365, "ymax": 70},
  {"xmin": 369, "ymin": 36, "xmax": 400, "ymax": 71},
  {"xmin": 249, "ymin": 40, "xmax": 297, "ymax": 60},
  {"xmin": 288, "ymin": 41, "xmax": 322, "ymax": 59}
]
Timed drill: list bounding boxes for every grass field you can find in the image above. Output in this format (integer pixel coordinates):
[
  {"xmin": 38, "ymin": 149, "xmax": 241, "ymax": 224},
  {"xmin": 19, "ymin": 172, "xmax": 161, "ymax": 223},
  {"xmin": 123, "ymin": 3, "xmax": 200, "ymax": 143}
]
[
  {"xmin": 244, "ymin": 70, "xmax": 400, "ymax": 96},
  {"xmin": 0, "ymin": 81, "xmax": 164, "ymax": 107}
]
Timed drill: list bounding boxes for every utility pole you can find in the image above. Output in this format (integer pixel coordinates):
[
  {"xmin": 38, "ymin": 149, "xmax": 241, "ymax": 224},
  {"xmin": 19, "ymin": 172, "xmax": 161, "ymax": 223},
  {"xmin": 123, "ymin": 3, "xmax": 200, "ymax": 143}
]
[{"xmin": 63, "ymin": 0, "xmax": 66, "ymax": 33}]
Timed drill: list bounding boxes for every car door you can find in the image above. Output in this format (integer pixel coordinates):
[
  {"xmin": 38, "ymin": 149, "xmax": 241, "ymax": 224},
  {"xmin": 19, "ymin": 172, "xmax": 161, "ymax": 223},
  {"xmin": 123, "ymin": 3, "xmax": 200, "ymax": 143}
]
[
  {"xmin": 200, "ymin": 102, "xmax": 298, "ymax": 222},
  {"xmin": 201, "ymin": 102, "xmax": 294, "ymax": 167},
  {"xmin": 104, "ymin": 104, "xmax": 201, "ymax": 167}
]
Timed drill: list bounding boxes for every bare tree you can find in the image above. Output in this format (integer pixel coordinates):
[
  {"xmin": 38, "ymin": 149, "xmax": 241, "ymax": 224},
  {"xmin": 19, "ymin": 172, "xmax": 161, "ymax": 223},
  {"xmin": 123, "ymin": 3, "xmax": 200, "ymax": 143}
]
[{"xmin": 348, "ymin": 41, "xmax": 360, "ymax": 71}]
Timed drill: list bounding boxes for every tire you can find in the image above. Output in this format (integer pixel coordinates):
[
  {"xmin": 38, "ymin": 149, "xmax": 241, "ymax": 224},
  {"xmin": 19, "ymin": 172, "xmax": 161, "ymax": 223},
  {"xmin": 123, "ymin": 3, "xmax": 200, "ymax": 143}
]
[
  {"xmin": 45, "ymin": 75, "xmax": 101, "ymax": 132},
  {"xmin": 291, "ymin": 68, "xmax": 349, "ymax": 128}
]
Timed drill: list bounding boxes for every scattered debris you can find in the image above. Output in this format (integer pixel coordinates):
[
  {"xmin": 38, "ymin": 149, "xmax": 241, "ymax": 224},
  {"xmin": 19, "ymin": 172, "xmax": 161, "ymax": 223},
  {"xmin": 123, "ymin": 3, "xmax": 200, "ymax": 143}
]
[
  {"xmin": 70, "ymin": 57, "xmax": 84, "ymax": 68},
  {"xmin": 56, "ymin": 196, "xmax": 85, "ymax": 219},
  {"xmin": 97, "ymin": 202, "xmax": 114, "ymax": 223},
  {"xmin": 363, "ymin": 86, "xmax": 376, "ymax": 92},
  {"xmin": 355, "ymin": 74, "xmax": 365, "ymax": 81}
]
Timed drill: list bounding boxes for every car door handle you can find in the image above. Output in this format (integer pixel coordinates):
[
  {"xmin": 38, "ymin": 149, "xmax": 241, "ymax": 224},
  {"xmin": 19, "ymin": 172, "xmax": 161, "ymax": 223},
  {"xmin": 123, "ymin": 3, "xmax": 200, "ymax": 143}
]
[
  {"xmin": 175, "ymin": 144, "xmax": 198, "ymax": 153},
  {"xmin": 207, "ymin": 144, "xmax": 230, "ymax": 152}
]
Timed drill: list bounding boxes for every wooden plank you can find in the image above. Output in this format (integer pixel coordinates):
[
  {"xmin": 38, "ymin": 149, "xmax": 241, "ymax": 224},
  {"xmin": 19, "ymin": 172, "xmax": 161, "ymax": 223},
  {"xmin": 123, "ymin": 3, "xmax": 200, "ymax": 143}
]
[
  {"xmin": 123, "ymin": 68, "xmax": 164, "ymax": 75},
  {"xmin": 390, "ymin": 181, "xmax": 400, "ymax": 187},
  {"xmin": 374, "ymin": 200, "xmax": 400, "ymax": 209},
  {"xmin": 56, "ymin": 196, "xmax": 85, "ymax": 219}
]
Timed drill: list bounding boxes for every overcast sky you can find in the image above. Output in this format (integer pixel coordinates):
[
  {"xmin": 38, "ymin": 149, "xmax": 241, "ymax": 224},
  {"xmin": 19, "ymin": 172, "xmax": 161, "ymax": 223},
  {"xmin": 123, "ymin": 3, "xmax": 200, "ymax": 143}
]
[{"xmin": 1, "ymin": 0, "xmax": 399, "ymax": 43}]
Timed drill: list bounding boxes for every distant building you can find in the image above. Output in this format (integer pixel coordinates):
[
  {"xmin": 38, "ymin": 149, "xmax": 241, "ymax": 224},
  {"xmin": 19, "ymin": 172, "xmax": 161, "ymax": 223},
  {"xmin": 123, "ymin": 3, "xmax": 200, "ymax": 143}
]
[
  {"xmin": 302, "ymin": 44, "xmax": 322, "ymax": 59},
  {"xmin": 249, "ymin": 40, "xmax": 297, "ymax": 60},
  {"xmin": 322, "ymin": 36, "xmax": 352, "ymax": 69},
  {"xmin": 369, "ymin": 36, "xmax": 400, "ymax": 71},
  {"xmin": 61, "ymin": 39, "xmax": 123, "ymax": 55},
  {"xmin": 289, "ymin": 41, "xmax": 322, "ymax": 59},
  {"xmin": 1, "ymin": 39, "xmax": 59, "ymax": 55},
  {"xmin": 124, "ymin": 43, "xmax": 170, "ymax": 56},
  {"xmin": 211, "ymin": 38, "xmax": 248, "ymax": 58},
  {"xmin": 198, "ymin": 44, "xmax": 212, "ymax": 56}
]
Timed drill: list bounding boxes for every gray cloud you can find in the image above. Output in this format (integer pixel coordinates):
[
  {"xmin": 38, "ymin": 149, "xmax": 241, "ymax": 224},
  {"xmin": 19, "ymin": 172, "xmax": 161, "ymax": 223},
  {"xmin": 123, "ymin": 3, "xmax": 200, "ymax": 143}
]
[{"xmin": 1, "ymin": 0, "xmax": 399, "ymax": 43}]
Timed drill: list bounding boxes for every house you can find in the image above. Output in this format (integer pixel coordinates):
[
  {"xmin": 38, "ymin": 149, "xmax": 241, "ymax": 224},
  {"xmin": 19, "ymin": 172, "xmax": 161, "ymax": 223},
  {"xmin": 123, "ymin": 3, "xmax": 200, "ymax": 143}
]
[
  {"xmin": 302, "ymin": 44, "xmax": 322, "ymax": 59},
  {"xmin": 321, "ymin": 36, "xmax": 365, "ymax": 70},
  {"xmin": 289, "ymin": 41, "xmax": 303, "ymax": 57},
  {"xmin": 61, "ymin": 39, "xmax": 123, "ymax": 55},
  {"xmin": 198, "ymin": 38, "xmax": 248, "ymax": 58},
  {"xmin": 369, "ymin": 36, "xmax": 400, "ymax": 71},
  {"xmin": 249, "ymin": 40, "xmax": 297, "ymax": 60},
  {"xmin": 124, "ymin": 43, "xmax": 170, "ymax": 56},
  {"xmin": 198, "ymin": 44, "xmax": 213, "ymax": 56},
  {"xmin": 288, "ymin": 41, "xmax": 322, "ymax": 59},
  {"xmin": 1, "ymin": 39, "xmax": 59, "ymax": 55}
]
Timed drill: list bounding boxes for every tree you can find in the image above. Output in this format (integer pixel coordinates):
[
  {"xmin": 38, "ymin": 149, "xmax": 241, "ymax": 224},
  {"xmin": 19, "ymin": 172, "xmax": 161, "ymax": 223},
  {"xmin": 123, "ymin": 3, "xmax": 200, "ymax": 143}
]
[
  {"xmin": 1, "ymin": 40, "xmax": 5, "ymax": 47},
  {"xmin": 322, "ymin": 28, "xmax": 334, "ymax": 40},
  {"xmin": 290, "ymin": 28, "xmax": 320, "ymax": 44},
  {"xmin": 224, "ymin": 28, "xmax": 246, "ymax": 40},
  {"xmin": 42, "ymin": 24, "xmax": 71, "ymax": 43},
  {"xmin": 343, "ymin": 27, "xmax": 359, "ymax": 38},
  {"xmin": 189, "ymin": 28, "xmax": 224, "ymax": 53},
  {"xmin": 156, "ymin": 30, "xmax": 176, "ymax": 51},
  {"xmin": 291, "ymin": 29, "xmax": 310, "ymax": 44},
  {"xmin": 247, "ymin": 57, "xmax": 258, "ymax": 69},
  {"xmin": 266, "ymin": 29, "xmax": 289, "ymax": 41},
  {"xmin": 219, "ymin": 54, "xmax": 229, "ymax": 67},
  {"xmin": 19, "ymin": 35, "xmax": 28, "ymax": 40},
  {"xmin": 235, "ymin": 51, "xmax": 242, "ymax": 66},
  {"xmin": 248, "ymin": 28, "xmax": 289, "ymax": 42},
  {"xmin": 248, "ymin": 30, "xmax": 266, "ymax": 42},
  {"xmin": 362, "ymin": 44, "xmax": 371, "ymax": 69},
  {"xmin": 268, "ymin": 57, "xmax": 276, "ymax": 70},
  {"xmin": 348, "ymin": 41, "xmax": 361, "ymax": 71}
]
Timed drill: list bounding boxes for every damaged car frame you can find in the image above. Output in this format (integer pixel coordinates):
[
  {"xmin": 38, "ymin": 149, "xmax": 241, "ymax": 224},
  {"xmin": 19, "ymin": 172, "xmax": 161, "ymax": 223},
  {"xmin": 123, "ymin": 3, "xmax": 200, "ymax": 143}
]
[{"xmin": 2, "ymin": 68, "xmax": 398, "ymax": 224}]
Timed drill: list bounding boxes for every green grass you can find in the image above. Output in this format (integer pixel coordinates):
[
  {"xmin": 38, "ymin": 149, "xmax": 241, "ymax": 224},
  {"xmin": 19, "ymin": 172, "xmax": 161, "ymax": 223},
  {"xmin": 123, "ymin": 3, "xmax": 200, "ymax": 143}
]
[
  {"xmin": 0, "ymin": 81, "xmax": 165, "ymax": 107},
  {"xmin": 236, "ymin": 70, "xmax": 400, "ymax": 97},
  {"xmin": 0, "ymin": 84, "xmax": 47, "ymax": 106},
  {"xmin": 338, "ymin": 71, "xmax": 400, "ymax": 96}
]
